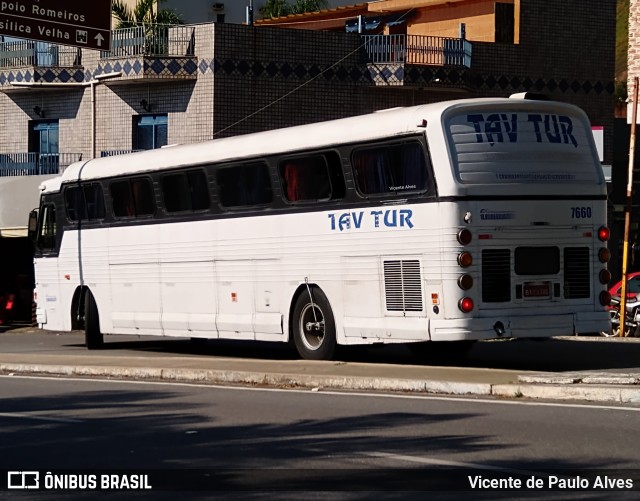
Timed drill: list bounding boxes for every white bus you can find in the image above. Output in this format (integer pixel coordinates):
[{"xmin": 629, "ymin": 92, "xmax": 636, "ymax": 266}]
[{"xmin": 30, "ymin": 95, "xmax": 612, "ymax": 360}]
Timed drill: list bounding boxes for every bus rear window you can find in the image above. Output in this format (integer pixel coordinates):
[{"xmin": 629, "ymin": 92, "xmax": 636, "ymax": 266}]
[
  {"xmin": 446, "ymin": 110, "xmax": 602, "ymax": 185},
  {"xmin": 351, "ymin": 142, "xmax": 428, "ymax": 196}
]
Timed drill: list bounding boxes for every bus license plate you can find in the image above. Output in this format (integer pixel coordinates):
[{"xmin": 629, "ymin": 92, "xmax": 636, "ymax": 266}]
[{"xmin": 523, "ymin": 281, "xmax": 551, "ymax": 299}]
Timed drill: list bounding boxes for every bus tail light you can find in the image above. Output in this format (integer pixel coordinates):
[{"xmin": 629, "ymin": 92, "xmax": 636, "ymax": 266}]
[
  {"xmin": 598, "ymin": 226, "xmax": 610, "ymax": 242},
  {"xmin": 459, "ymin": 297, "xmax": 474, "ymax": 313},
  {"xmin": 599, "ymin": 269, "xmax": 611, "ymax": 285},
  {"xmin": 599, "ymin": 291, "xmax": 611, "ymax": 306},
  {"xmin": 598, "ymin": 248, "xmax": 610, "ymax": 263},
  {"xmin": 458, "ymin": 274, "xmax": 473, "ymax": 290},
  {"xmin": 457, "ymin": 229, "xmax": 472, "ymax": 245},
  {"xmin": 457, "ymin": 251, "xmax": 473, "ymax": 268}
]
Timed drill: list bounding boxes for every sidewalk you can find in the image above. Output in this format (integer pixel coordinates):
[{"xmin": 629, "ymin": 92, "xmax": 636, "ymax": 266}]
[{"xmin": 1, "ymin": 328, "xmax": 639, "ymax": 404}]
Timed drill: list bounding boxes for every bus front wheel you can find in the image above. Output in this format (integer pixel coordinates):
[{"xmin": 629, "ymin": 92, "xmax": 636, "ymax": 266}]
[
  {"xmin": 84, "ymin": 291, "xmax": 104, "ymax": 350},
  {"xmin": 292, "ymin": 288, "xmax": 336, "ymax": 360}
]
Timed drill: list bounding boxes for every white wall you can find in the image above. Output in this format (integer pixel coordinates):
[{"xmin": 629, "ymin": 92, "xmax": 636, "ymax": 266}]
[{"xmin": 0, "ymin": 175, "xmax": 54, "ymax": 234}]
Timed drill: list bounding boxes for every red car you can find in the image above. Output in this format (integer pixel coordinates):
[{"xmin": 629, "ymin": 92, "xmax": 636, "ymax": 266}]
[
  {"xmin": 0, "ymin": 293, "xmax": 16, "ymax": 326},
  {"xmin": 608, "ymin": 271, "xmax": 640, "ymax": 299}
]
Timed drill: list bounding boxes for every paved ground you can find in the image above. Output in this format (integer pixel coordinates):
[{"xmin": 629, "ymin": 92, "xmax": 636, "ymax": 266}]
[{"xmin": 1, "ymin": 326, "xmax": 639, "ymax": 404}]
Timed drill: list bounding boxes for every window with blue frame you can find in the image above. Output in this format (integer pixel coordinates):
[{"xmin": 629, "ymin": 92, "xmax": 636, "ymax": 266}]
[{"xmin": 133, "ymin": 114, "xmax": 168, "ymax": 150}]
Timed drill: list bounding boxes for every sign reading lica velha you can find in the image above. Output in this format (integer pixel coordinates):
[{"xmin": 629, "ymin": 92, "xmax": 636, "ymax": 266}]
[{"xmin": 0, "ymin": 0, "xmax": 111, "ymax": 51}]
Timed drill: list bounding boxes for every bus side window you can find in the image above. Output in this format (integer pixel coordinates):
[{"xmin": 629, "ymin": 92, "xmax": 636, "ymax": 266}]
[
  {"xmin": 111, "ymin": 180, "xmax": 134, "ymax": 218},
  {"xmin": 216, "ymin": 162, "xmax": 272, "ymax": 208},
  {"xmin": 111, "ymin": 177, "xmax": 155, "ymax": 218},
  {"xmin": 65, "ymin": 184, "xmax": 105, "ymax": 221},
  {"xmin": 161, "ymin": 170, "xmax": 210, "ymax": 213},
  {"xmin": 352, "ymin": 142, "xmax": 428, "ymax": 196},
  {"xmin": 37, "ymin": 203, "xmax": 57, "ymax": 252},
  {"xmin": 131, "ymin": 178, "xmax": 155, "ymax": 216},
  {"xmin": 279, "ymin": 152, "xmax": 344, "ymax": 202}
]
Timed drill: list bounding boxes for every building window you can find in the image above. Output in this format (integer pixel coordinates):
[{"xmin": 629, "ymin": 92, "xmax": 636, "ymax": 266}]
[
  {"xmin": 133, "ymin": 114, "xmax": 168, "ymax": 150},
  {"xmin": 495, "ymin": 3, "xmax": 515, "ymax": 44},
  {"xmin": 29, "ymin": 120, "xmax": 59, "ymax": 174}
]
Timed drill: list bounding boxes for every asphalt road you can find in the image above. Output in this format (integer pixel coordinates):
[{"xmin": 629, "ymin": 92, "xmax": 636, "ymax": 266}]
[{"xmin": 1, "ymin": 375, "xmax": 639, "ymax": 500}]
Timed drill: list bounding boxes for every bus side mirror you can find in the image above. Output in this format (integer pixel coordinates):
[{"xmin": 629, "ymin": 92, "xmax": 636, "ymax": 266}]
[{"xmin": 28, "ymin": 209, "xmax": 38, "ymax": 242}]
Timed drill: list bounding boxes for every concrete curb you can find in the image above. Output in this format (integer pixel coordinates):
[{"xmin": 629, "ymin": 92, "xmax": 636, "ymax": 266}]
[
  {"xmin": 0, "ymin": 362, "xmax": 492, "ymax": 396},
  {"xmin": 3, "ymin": 362, "xmax": 640, "ymax": 404},
  {"xmin": 492, "ymin": 383, "xmax": 640, "ymax": 404}
]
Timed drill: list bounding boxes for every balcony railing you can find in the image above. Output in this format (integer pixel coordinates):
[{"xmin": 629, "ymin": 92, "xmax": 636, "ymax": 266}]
[
  {"xmin": 0, "ymin": 153, "xmax": 82, "ymax": 177},
  {"xmin": 101, "ymin": 150, "xmax": 143, "ymax": 157},
  {"xmin": 102, "ymin": 25, "xmax": 196, "ymax": 58},
  {"xmin": 0, "ymin": 40, "xmax": 81, "ymax": 68},
  {"xmin": 362, "ymin": 35, "xmax": 472, "ymax": 68}
]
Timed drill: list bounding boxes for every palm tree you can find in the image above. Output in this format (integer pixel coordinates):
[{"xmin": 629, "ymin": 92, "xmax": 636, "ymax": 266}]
[
  {"xmin": 291, "ymin": 0, "xmax": 329, "ymax": 15},
  {"xmin": 112, "ymin": 0, "xmax": 183, "ymax": 29},
  {"xmin": 260, "ymin": 0, "xmax": 328, "ymax": 20}
]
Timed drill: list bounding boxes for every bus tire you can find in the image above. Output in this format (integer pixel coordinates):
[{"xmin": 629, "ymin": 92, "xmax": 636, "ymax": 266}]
[
  {"xmin": 292, "ymin": 287, "xmax": 336, "ymax": 360},
  {"xmin": 84, "ymin": 291, "xmax": 104, "ymax": 350}
]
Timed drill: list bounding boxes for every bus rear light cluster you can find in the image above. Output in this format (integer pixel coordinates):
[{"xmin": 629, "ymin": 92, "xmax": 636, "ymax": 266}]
[
  {"xmin": 457, "ymin": 251, "xmax": 473, "ymax": 268},
  {"xmin": 457, "ymin": 229, "xmax": 472, "ymax": 245},
  {"xmin": 599, "ymin": 291, "xmax": 611, "ymax": 306},
  {"xmin": 598, "ymin": 248, "xmax": 610, "ymax": 263},
  {"xmin": 459, "ymin": 297, "xmax": 474, "ymax": 313},
  {"xmin": 598, "ymin": 226, "xmax": 610, "ymax": 242},
  {"xmin": 457, "ymin": 274, "xmax": 473, "ymax": 290},
  {"xmin": 599, "ymin": 269, "xmax": 612, "ymax": 285}
]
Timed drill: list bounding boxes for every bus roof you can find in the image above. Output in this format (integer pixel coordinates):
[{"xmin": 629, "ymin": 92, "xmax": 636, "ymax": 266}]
[{"xmin": 40, "ymin": 96, "xmax": 594, "ymax": 194}]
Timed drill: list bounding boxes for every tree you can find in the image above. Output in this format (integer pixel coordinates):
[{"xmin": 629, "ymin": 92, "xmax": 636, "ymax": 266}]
[
  {"xmin": 260, "ymin": 0, "xmax": 329, "ymax": 19},
  {"xmin": 291, "ymin": 0, "xmax": 329, "ymax": 15},
  {"xmin": 112, "ymin": 0, "xmax": 183, "ymax": 29},
  {"xmin": 259, "ymin": 0, "xmax": 292, "ymax": 19}
]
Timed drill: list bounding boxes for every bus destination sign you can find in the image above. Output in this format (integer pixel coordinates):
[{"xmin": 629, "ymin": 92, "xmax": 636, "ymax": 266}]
[{"xmin": 0, "ymin": 0, "xmax": 111, "ymax": 51}]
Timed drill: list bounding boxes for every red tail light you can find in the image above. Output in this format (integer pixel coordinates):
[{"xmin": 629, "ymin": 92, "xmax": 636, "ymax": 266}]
[
  {"xmin": 598, "ymin": 227, "xmax": 610, "ymax": 241},
  {"xmin": 459, "ymin": 297, "xmax": 474, "ymax": 313}
]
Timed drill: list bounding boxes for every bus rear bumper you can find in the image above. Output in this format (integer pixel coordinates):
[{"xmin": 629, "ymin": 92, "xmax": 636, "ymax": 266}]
[{"xmin": 430, "ymin": 312, "xmax": 611, "ymax": 341}]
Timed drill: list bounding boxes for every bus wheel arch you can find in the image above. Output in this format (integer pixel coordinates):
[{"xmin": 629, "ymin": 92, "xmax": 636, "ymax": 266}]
[
  {"xmin": 290, "ymin": 284, "xmax": 337, "ymax": 360},
  {"xmin": 70, "ymin": 286, "xmax": 88, "ymax": 330},
  {"xmin": 84, "ymin": 289, "xmax": 103, "ymax": 350}
]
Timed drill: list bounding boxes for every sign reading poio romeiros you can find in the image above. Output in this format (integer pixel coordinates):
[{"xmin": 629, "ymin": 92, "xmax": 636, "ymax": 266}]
[{"xmin": 0, "ymin": 0, "xmax": 111, "ymax": 50}]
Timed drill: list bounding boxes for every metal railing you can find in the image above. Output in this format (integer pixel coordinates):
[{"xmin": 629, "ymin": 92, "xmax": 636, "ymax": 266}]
[
  {"xmin": 101, "ymin": 150, "xmax": 143, "ymax": 157},
  {"xmin": 362, "ymin": 35, "xmax": 472, "ymax": 68},
  {"xmin": 0, "ymin": 40, "xmax": 82, "ymax": 68},
  {"xmin": 0, "ymin": 153, "xmax": 82, "ymax": 177},
  {"xmin": 102, "ymin": 25, "xmax": 196, "ymax": 58}
]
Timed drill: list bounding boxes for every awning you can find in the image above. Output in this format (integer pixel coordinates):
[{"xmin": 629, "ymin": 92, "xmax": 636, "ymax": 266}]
[{"xmin": 345, "ymin": 10, "xmax": 414, "ymax": 33}]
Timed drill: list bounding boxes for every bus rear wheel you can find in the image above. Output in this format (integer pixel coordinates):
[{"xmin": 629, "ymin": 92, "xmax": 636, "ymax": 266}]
[
  {"xmin": 292, "ymin": 288, "xmax": 336, "ymax": 360},
  {"xmin": 84, "ymin": 291, "xmax": 103, "ymax": 350}
]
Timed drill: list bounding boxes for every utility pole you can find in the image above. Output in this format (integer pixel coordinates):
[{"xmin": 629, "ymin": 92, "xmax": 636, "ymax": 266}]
[
  {"xmin": 247, "ymin": 0, "xmax": 254, "ymax": 26},
  {"xmin": 620, "ymin": 76, "xmax": 639, "ymax": 336}
]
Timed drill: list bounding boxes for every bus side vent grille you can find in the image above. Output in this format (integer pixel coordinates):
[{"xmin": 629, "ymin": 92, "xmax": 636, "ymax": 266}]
[
  {"xmin": 384, "ymin": 260, "xmax": 423, "ymax": 312},
  {"xmin": 482, "ymin": 249, "xmax": 511, "ymax": 302},
  {"xmin": 564, "ymin": 247, "xmax": 590, "ymax": 299}
]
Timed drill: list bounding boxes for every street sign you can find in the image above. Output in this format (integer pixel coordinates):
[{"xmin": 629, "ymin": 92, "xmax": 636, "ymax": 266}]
[{"xmin": 0, "ymin": 0, "xmax": 111, "ymax": 51}]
